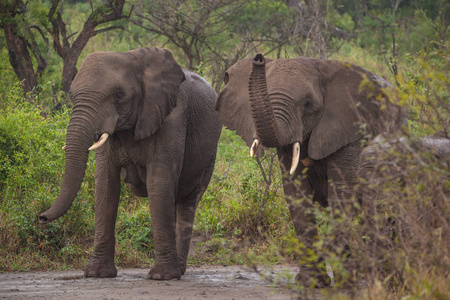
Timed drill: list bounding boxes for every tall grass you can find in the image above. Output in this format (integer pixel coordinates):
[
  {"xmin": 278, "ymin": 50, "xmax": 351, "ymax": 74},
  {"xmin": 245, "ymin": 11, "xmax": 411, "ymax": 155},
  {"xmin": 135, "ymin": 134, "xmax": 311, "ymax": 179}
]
[{"xmin": 0, "ymin": 84, "xmax": 93, "ymax": 270}]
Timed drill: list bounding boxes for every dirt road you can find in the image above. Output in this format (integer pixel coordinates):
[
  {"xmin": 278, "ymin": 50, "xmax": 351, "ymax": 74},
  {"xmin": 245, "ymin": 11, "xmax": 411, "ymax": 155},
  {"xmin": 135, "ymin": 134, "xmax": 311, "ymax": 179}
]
[{"xmin": 0, "ymin": 265, "xmax": 300, "ymax": 299}]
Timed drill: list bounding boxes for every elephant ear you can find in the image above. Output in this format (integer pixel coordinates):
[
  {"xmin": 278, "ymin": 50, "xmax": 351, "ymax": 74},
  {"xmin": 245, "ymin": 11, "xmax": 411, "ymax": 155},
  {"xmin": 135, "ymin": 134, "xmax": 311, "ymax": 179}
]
[
  {"xmin": 132, "ymin": 47, "xmax": 185, "ymax": 140},
  {"xmin": 215, "ymin": 58, "xmax": 272, "ymax": 156},
  {"xmin": 308, "ymin": 60, "xmax": 399, "ymax": 160}
]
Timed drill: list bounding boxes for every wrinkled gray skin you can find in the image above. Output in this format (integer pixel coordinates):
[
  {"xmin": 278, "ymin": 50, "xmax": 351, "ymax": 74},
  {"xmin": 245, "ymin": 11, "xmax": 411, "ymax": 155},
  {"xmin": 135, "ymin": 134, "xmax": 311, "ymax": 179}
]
[
  {"xmin": 216, "ymin": 54, "xmax": 405, "ymax": 284},
  {"xmin": 38, "ymin": 47, "xmax": 222, "ymax": 280}
]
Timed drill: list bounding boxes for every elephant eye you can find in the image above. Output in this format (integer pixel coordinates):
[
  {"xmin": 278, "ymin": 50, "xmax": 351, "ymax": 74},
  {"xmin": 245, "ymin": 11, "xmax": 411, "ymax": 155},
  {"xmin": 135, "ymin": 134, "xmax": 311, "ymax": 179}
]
[
  {"xmin": 114, "ymin": 90, "xmax": 124, "ymax": 100},
  {"xmin": 224, "ymin": 72, "xmax": 229, "ymax": 85},
  {"xmin": 304, "ymin": 100, "xmax": 312, "ymax": 109}
]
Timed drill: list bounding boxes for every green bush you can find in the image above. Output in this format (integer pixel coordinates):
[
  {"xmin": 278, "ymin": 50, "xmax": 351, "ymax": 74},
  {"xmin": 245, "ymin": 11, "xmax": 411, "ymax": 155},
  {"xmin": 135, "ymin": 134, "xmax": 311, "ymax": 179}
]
[
  {"xmin": 116, "ymin": 204, "xmax": 154, "ymax": 254},
  {"xmin": 0, "ymin": 84, "xmax": 95, "ymax": 269},
  {"xmin": 195, "ymin": 129, "xmax": 290, "ymax": 239}
]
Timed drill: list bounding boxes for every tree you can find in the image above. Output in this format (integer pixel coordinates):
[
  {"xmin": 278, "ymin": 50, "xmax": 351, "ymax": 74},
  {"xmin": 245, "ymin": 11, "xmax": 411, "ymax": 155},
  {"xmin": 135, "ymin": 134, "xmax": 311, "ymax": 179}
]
[
  {"xmin": 304, "ymin": 0, "xmax": 327, "ymax": 59},
  {"xmin": 1, "ymin": 0, "xmax": 128, "ymax": 97},
  {"xmin": 131, "ymin": 0, "xmax": 340, "ymax": 90},
  {"xmin": 132, "ymin": 0, "xmax": 258, "ymax": 91},
  {"xmin": 47, "ymin": 0, "xmax": 127, "ymax": 93},
  {"xmin": 1, "ymin": 0, "xmax": 49, "ymax": 98}
]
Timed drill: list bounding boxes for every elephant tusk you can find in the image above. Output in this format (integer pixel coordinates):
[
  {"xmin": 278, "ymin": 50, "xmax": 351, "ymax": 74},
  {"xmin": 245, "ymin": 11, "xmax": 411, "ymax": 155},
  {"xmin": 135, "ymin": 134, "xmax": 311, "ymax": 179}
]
[
  {"xmin": 290, "ymin": 142, "xmax": 300, "ymax": 175},
  {"xmin": 89, "ymin": 133, "xmax": 109, "ymax": 151},
  {"xmin": 62, "ymin": 145, "xmax": 66, "ymax": 151},
  {"xmin": 250, "ymin": 139, "xmax": 260, "ymax": 158}
]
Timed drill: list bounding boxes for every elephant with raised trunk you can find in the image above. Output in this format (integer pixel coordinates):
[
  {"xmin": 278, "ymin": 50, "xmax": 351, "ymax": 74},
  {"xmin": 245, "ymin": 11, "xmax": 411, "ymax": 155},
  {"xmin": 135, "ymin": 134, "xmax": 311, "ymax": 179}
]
[
  {"xmin": 216, "ymin": 53, "xmax": 405, "ymax": 285},
  {"xmin": 39, "ymin": 47, "xmax": 222, "ymax": 280}
]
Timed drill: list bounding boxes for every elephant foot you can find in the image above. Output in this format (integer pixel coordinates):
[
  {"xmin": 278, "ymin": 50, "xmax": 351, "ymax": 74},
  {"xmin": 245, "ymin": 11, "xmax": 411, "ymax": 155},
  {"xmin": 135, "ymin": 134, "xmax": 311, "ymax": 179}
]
[
  {"xmin": 84, "ymin": 262, "xmax": 117, "ymax": 278},
  {"xmin": 147, "ymin": 263, "xmax": 183, "ymax": 280},
  {"xmin": 180, "ymin": 262, "xmax": 187, "ymax": 275}
]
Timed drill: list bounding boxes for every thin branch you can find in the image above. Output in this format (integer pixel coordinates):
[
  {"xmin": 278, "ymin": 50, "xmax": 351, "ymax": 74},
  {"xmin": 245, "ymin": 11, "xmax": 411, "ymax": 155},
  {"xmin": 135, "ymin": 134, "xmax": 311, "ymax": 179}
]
[
  {"xmin": 93, "ymin": 25, "xmax": 125, "ymax": 36},
  {"xmin": 29, "ymin": 25, "xmax": 50, "ymax": 76}
]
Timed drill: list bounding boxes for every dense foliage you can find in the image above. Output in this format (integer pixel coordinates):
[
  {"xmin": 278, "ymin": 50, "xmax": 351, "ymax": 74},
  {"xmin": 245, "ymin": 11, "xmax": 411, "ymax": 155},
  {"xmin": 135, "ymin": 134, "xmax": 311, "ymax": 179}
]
[{"xmin": 1, "ymin": 0, "xmax": 449, "ymax": 299}]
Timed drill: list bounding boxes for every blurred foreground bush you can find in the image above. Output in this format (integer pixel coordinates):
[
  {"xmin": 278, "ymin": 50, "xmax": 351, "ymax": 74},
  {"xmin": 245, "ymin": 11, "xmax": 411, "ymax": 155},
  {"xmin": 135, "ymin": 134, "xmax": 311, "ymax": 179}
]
[
  {"xmin": 282, "ymin": 43, "xmax": 450, "ymax": 298},
  {"xmin": 356, "ymin": 132, "xmax": 449, "ymax": 291},
  {"xmin": 353, "ymin": 43, "xmax": 449, "ymax": 298}
]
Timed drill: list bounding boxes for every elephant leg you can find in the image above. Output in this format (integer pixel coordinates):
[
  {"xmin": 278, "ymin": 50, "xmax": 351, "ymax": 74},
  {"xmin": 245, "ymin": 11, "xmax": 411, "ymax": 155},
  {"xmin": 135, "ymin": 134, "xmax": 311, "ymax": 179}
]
[
  {"xmin": 282, "ymin": 172, "xmax": 331, "ymax": 286},
  {"xmin": 278, "ymin": 147, "xmax": 331, "ymax": 287},
  {"xmin": 326, "ymin": 141, "xmax": 362, "ymax": 211},
  {"xmin": 175, "ymin": 156, "xmax": 215, "ymax": 274},
  {"xmin": 277, "ymin": 147, "xmax": 321, "ymax": 245},
  {"xmin": 282, "ymin": 174, "xmax": 318, "ymax": 244},
  {"xmin": 146, "ymin": 170, "xmax": 181, "ymax": 280},
  {"xmin": 281, "ymin": 174, "xmax": 333, "ymax": 288},
  {"xmin": 85, "ymin": 152, "xmax": 121, "ymax": 278},
  {"xmin": 174, "ymin": 185, "xmax": 203, "ymax": 275}
]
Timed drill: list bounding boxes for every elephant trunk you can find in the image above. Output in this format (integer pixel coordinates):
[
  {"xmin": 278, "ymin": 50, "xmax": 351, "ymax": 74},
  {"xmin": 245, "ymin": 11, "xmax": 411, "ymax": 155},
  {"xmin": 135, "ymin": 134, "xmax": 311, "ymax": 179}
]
[
  {"xmin": 38, "ymin": 112, "xmax": 96, "ymax": 224},
  {"xmin": 248, "ymin": 53, "xmax": 281, "ymax": 148}
]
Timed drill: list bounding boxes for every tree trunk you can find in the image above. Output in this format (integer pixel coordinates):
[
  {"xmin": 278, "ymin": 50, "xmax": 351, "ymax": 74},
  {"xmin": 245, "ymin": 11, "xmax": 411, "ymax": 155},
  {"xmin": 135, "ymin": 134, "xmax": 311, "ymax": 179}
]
[
  {"xmin": 3, "ymin": 21, "xmax": 37, "ymax": 97},
  {"xmin": 305, "ymin": 0, "xmax": 327, "ymax": 60},
  {"xmin": 62, "ymin": 54, "xmax": 80, "ymax": 94},
  {"xmin": 48, "ymin": 0, "xmax": 126, "ymax": 93}
]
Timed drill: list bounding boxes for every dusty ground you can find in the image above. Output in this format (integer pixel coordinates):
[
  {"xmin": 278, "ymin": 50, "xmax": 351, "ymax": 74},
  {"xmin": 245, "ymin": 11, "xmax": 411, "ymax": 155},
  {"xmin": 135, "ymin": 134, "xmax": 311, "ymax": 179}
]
[{"xmin": 0, "ymin": 265, "xmax": 302, "ymax": 300}]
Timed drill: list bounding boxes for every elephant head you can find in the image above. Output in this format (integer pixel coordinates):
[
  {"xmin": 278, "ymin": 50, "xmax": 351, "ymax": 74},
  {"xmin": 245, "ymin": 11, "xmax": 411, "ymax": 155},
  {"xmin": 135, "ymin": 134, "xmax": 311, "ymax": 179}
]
[
  {"xmin": 216, "ymin": 53, "xmax": 403, "ymax": 173},
  {"xmin": 38, "ymin": 47, "xmax": 185, "ymax": 223}
]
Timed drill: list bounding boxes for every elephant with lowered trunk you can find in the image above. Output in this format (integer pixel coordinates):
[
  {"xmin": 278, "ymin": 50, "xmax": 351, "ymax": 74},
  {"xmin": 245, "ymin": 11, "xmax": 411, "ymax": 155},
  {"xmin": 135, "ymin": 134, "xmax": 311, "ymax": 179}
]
[
  {"xmin": 38, "ymin": 47, "xmax": 222, "ymax": 280},
  {"xmin": 215, "ymin": 53, "xmax": 405, "ymax": 285}
]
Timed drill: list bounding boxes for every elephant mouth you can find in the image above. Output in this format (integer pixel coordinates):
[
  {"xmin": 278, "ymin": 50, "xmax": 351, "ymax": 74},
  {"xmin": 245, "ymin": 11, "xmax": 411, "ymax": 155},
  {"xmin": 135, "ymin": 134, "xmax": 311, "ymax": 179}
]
[
  {"xmin": 250, "ymin": 138, "xmax": 313, "ymax": 174},
  {"xmin": 288, "ymin": 141, "xmax": 314, "ymax": 174},
  {"xmin": 89, "ymin": 133, "xmax": 110, "ymax": 150}
]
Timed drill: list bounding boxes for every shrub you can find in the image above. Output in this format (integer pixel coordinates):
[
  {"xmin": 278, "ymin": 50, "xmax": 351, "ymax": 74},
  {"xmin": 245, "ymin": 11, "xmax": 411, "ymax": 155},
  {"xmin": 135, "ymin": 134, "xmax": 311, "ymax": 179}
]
[
  {"xmin": 195, "ymin": 129, "xmax": 290, "ymax": 240},
  {"xmin": 355, "ymin": 133, "xmax": 449, "ymax": 293},
  {"xmin": 350, "ymin": 43, "xmax": 450, "ymax": 297},
  {"xmin": 0, "ymin": 84, "xmax": 95, "ymax": 270}
]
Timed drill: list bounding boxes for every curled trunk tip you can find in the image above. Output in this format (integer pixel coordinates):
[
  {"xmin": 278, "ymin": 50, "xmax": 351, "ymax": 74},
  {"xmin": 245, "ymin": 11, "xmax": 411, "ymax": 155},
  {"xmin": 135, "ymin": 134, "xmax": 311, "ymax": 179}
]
[
  {"xmin": 253, "ymin": 53, "xmax": 265, "ymax": 65},
  {"xmin": 38, "ymin": 213, "xmax": 53, "ymax": 224}
]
